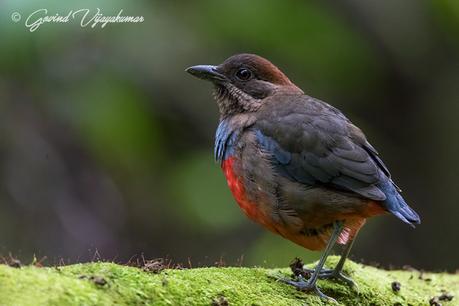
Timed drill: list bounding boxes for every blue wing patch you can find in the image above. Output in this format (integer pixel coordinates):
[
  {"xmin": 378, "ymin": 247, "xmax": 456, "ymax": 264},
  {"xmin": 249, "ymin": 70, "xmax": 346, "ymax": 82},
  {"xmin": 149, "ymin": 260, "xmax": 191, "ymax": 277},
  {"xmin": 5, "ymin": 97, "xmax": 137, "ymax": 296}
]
[
  {"xmin": 215, "ymin": 119, "xmax": 239, "ymax": 163},
  {"xmin": 255, "ymin": 130, "xmax": 291, "ymax": 164}
]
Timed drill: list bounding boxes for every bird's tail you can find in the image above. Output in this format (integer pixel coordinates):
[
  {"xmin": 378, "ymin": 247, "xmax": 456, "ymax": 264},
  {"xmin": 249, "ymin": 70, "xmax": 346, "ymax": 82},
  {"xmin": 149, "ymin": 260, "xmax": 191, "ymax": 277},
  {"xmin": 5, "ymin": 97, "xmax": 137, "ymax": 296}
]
[{"xmin": 377, "ymin": 180, "xmax": 421, "ymax": 227}]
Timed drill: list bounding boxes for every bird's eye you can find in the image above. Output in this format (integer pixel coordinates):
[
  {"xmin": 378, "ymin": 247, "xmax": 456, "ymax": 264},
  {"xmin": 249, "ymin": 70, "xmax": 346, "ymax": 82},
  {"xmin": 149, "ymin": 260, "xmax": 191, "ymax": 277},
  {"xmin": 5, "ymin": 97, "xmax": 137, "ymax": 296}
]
[{"xmin": 235, "ymin": 68, "xmax": 252, "ymax": 81}]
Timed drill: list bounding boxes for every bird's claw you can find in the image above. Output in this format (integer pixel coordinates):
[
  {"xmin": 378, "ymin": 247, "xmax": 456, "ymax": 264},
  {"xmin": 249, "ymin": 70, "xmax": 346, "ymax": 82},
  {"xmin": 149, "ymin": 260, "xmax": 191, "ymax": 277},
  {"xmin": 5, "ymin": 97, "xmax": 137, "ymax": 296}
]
[
  {"xmin": 277, "ymin": 276, "xmax": 338, "ymax": 303},
  {"xmin": 317, "ymin": 270, "xmax": 357, "ymax": 289},
  {"xmin": 301, "ymin": 267, "xmax": 357, "ymax": 288}
]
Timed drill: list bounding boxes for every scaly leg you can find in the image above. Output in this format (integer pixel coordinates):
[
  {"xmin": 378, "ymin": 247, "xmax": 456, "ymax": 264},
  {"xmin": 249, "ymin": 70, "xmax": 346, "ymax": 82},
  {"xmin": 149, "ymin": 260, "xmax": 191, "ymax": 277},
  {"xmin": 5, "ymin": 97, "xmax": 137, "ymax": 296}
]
[
  {"xmin": 302, "ymin": 236, "xmax": 357, "ymax": 288},
  {"xmin": 278, "ymin": 221, "xmax": 344, "ymax": 302}
]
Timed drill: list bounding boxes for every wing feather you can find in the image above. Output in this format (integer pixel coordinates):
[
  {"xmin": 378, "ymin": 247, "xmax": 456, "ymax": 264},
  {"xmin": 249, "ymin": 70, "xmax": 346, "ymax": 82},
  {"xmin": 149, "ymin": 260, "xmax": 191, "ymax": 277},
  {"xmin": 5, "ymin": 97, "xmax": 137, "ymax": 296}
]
[{"xmin": 254, "ymin": 96, "xmax": 387, "ymax": 201}]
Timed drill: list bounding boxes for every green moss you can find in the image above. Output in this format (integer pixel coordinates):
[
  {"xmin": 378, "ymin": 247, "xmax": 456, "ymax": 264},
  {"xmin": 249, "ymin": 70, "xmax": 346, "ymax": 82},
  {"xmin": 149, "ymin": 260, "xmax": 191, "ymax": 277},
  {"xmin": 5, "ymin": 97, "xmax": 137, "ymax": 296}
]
[{"xmin": 0, "ymin": 256, "xmax": 457, "ymax": 305}]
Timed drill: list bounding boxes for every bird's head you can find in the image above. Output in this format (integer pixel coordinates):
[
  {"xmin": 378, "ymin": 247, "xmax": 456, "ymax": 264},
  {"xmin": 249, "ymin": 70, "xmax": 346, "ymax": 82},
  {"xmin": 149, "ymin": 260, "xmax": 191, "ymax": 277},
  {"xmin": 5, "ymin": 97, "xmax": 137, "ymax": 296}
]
[{"xmin": 186, "ymin": 53, "xmax": 303, "ymax": 118}]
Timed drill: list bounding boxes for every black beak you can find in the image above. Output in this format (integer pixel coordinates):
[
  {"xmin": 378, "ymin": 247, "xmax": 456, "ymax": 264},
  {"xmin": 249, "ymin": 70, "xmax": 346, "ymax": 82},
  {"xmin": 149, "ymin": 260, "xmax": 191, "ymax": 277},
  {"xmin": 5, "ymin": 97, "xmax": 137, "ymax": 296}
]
[{"xmin": 185, "ymin": 65, "xmax": 227, "ymax": 82}]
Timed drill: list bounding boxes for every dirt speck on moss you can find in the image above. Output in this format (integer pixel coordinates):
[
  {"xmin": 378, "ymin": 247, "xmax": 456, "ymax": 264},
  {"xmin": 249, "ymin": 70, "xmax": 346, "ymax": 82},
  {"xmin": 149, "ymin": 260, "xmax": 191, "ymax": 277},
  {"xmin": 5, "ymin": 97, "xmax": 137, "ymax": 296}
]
[
  {"xmin": 438, "ymin": 292, "xmax": 454, "ymax": 301},
  {"xmin": 8, "ymin": 258, "xmax": 22, "ymax": 269},
  {"xmin": 211, "ymin": 295, "xmax": 229, "ymax": 306},
  {"xmin": 289, "ymin": 257, "xmax": 310, "ymax": 279},
  {"xmin": 78, "ymin": 275, "xmax": 108, "ymax": 287},
  {"xmin": 391, "ymin": 281, "xmax": 401, "ymax": 292},
  {"xmin": 142, "ymin": 259, "xmax": 166, "ymax": 274}
]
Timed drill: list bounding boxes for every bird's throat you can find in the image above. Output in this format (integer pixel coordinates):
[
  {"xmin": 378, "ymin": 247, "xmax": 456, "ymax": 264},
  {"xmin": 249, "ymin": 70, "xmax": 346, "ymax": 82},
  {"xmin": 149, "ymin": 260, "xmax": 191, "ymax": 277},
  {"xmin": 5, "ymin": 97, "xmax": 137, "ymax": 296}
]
[{"xmin": 213, "ymin": 84, "xmax": 262, "ymax": 117}]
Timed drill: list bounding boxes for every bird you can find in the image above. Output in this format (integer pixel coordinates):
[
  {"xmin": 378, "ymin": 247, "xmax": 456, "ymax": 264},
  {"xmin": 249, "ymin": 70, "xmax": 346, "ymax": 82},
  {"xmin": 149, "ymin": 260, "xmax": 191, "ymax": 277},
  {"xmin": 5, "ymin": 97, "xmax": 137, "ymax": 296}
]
[{"xmin": 185, "ymin": 54, "xmax": 420, "ymax": 301}]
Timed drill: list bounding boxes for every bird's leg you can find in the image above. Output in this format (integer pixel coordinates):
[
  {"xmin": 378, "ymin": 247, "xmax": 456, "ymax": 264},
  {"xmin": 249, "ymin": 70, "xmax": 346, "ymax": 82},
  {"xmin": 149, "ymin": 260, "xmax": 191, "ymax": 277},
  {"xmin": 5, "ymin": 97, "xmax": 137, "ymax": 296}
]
[
  {"xmin": 278, "ymin": 221, "xmax": 344, "ymax": 302},
  {"xmin": 300, "ymin": 236, "xmax": 357, "ymax": 288},
  {"xmin": 315, "ymin": 237, "xmax": 357, "ymax": 288}
]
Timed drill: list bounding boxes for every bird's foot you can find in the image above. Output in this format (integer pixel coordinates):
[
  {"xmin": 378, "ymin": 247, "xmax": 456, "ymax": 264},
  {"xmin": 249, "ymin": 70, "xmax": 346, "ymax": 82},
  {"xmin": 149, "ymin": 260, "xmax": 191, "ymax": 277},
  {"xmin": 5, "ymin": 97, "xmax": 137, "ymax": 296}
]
[
  {"xmin": 300, "ymin": 267, "xmax": 356, "ymax": 288},
  {"xmin": 277, "ymin": 275, "xmax": 337, "ymax": 303},
  {"xmin": 317, "ymin": 270, "xmax": 357, "ymax": 288}
]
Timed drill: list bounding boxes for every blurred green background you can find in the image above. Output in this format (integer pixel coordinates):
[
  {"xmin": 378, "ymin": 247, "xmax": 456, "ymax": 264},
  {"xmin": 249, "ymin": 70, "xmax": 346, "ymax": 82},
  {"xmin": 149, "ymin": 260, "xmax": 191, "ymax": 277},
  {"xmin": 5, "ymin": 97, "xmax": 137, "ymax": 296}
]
[{"xmin": 0, "ymin": 0, "xmax": 458, "ymax": 270}]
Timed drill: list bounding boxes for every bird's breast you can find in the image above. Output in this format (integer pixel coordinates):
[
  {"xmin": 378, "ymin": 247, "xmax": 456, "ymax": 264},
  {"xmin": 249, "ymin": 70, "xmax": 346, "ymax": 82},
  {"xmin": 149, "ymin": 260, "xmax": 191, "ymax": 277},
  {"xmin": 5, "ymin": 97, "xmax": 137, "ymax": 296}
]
[{"xmin": 221, "ymin": 157, "xmax": 260, "ymax": 221}]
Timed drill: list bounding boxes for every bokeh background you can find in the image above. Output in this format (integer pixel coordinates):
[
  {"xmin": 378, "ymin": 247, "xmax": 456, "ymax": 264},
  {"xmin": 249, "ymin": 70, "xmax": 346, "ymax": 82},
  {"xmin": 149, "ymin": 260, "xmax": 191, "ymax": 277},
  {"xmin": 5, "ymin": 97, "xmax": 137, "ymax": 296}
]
[{"xmin": 0, "ymin": 0, "xmax": 458, "ymax": 271}]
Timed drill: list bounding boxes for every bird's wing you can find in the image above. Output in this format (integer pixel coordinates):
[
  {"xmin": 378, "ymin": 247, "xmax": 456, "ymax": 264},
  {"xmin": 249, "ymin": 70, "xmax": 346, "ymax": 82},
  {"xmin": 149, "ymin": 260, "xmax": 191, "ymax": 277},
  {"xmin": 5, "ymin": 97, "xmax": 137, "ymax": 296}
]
[{"xmin": 254, "ymin": 96, "xmax": 387, "ymax": 201}]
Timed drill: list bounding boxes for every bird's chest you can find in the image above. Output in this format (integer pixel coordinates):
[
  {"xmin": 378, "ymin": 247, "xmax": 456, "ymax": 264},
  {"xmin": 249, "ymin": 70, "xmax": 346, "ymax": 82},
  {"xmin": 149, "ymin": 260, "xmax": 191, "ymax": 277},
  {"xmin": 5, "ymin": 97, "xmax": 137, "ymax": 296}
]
[
  {"xmin": 215, "ymin": 118, "xmax": 279, "ymax": 229},
  {"xmin": 221, "ymin": 156, "xmax": 260, "ymax": 221},
  {"xmin": 220, "ymin": 140, "xmax": 280, "ymax": 232}
]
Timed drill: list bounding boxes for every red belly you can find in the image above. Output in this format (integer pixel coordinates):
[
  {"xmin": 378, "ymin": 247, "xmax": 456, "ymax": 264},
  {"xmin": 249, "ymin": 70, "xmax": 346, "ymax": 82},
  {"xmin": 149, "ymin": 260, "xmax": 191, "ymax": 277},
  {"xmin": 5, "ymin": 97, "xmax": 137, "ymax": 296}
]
[
  {"xmin": 222, "ymin": 157, "xmax": 259, "ymax": 220},
  {"xmin": 221, "ymin": 157, "xmax": 386, "ymax": 251}
]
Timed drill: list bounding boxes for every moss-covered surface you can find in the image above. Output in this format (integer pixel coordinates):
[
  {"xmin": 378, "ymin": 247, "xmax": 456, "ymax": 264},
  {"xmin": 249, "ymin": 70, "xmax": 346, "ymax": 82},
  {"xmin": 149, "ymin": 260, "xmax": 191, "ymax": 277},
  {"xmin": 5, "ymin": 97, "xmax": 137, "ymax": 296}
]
[{"xmin": 0, "ymin": 256, "xmax": 457, "ymax": 305}]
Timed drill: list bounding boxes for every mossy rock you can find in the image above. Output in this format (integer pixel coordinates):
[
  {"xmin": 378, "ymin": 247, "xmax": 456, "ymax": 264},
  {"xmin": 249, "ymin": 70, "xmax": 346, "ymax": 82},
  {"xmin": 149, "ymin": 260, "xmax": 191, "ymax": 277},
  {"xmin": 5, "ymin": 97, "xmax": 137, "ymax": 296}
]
[{"xmin": 0, "ymin": 256, "xmax": 457, "ymax": 305}]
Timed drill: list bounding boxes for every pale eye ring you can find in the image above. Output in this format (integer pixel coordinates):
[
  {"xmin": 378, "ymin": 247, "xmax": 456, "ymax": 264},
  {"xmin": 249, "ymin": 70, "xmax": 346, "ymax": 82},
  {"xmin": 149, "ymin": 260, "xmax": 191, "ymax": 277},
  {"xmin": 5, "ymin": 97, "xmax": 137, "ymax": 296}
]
[{"xmin": 235, "ymin": 68, "xmax": 252, "ymax": 81}]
